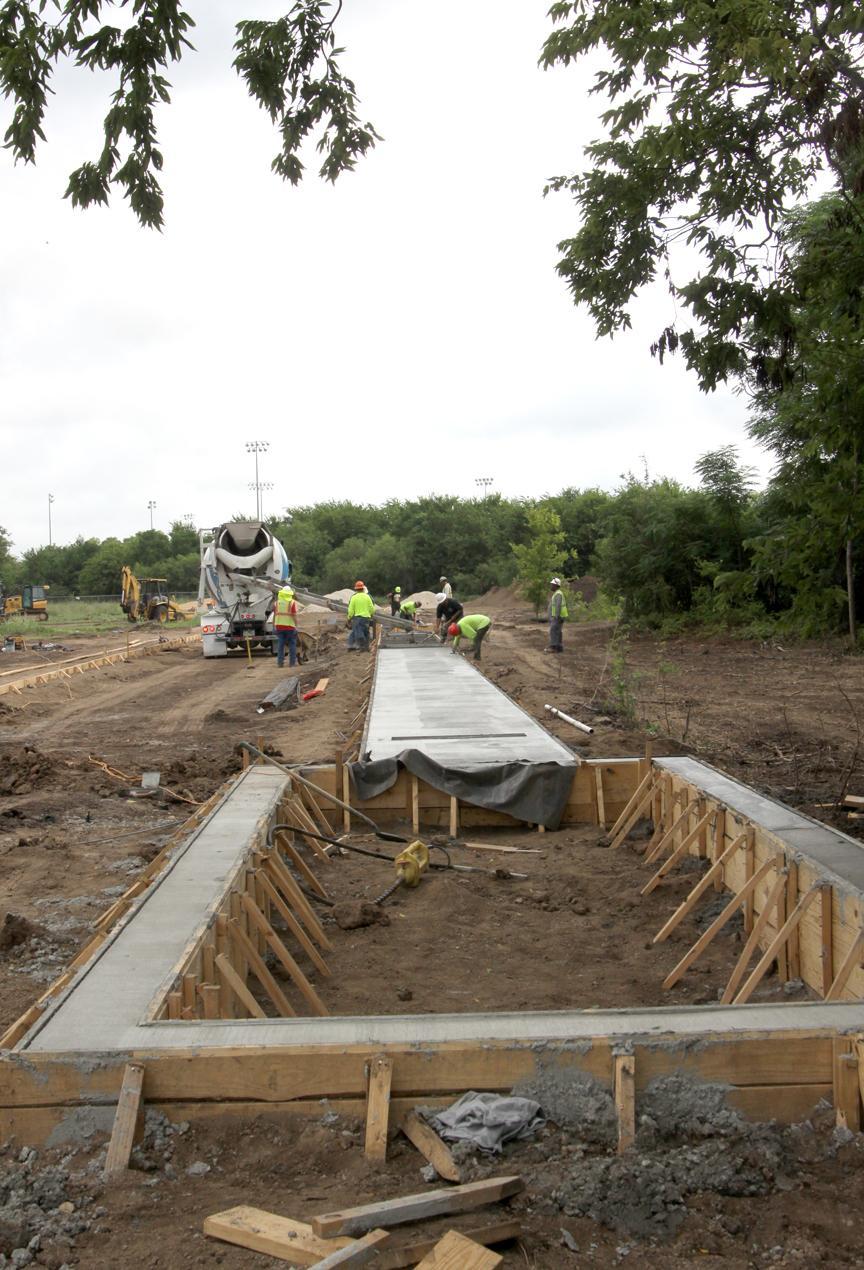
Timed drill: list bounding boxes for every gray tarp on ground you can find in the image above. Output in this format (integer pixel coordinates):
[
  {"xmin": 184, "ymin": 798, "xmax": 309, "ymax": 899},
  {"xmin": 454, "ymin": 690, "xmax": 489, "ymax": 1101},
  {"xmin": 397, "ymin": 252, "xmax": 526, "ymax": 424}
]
[
  {"xmin": 348, "ymin": 748, "xmax": 575, "ymax": 829},
  {"xmin": 428, "ymin": 1091, "xmax": 546, "ymax": 1154}
]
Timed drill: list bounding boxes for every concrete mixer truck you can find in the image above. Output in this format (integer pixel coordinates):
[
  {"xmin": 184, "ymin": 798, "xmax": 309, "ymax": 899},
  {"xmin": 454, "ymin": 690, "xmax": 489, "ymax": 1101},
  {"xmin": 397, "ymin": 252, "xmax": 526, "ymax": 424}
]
[{"xmin": 198, "ymin": 522, "xmax": 291, "ymax": 658}]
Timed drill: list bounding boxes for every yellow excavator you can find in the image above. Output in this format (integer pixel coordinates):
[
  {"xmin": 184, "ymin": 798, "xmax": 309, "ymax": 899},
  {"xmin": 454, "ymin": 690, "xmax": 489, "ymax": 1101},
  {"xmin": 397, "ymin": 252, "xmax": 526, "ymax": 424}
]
[
  {"xmin": 1, "ymin": 584, "xmax": 49, "ymax": 621},
  {"xmin": 120, "ymin": 567, "xmax": 193, "ymax": 623}
]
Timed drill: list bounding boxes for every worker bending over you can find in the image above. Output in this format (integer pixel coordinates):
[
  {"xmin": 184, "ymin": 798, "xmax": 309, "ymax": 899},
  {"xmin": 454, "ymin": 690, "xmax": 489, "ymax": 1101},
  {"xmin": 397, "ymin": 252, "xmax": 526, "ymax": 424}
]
[
  {"xmin": 436, "ymin": 592, "xmax": 464, "ymax": 640},
  {"xmin": 274, "ymin": 586, "xmax": 298, "ymax": 668},
  {"xmin": 448, "ymin": 614, "xmax": 492, "ymax": 662},
  {"xmin": 546, "ymin": 577, "xmax": 568, "ymax": 654},
  {"xmin": 399, "ymin": 598, "xmax": 421, "ymax": 623},
  {"xmin": 347, "ymin": 580, "xmax": 376, "ymax": 651}
]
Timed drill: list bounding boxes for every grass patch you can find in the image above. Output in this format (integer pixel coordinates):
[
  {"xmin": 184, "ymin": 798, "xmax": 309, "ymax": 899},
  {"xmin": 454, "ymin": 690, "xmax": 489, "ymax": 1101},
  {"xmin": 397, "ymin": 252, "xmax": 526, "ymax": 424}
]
[{"xmin": 1, "ymin": 599, "xmax": 199, "ymax": 640}]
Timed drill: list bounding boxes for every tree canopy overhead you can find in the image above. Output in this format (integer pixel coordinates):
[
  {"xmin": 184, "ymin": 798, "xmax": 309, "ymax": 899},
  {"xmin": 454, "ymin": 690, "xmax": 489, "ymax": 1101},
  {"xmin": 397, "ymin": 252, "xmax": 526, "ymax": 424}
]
[
  {"xmin": 0, "ymin": 0, "xmax": 378, "ymax": 228},
  {"xmin": 542, "ymin": 0, "xmax": 864, "ymax": 389}
]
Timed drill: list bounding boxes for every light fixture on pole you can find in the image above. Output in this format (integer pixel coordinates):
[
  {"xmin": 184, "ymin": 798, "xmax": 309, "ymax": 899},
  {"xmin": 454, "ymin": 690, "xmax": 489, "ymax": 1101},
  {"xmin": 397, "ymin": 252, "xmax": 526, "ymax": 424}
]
[
  {"xmin": 147, "ymin": 500, "xmax": 156, "ymax": 530},
  {"xmin": 48, "ymin": 493, "xmax": 55, "ymax": 546},
  {"xmin": 475, "ymin": 477, "xmax": 493, "ymax": 499},
  {"xmin": 249, "ymin": 481, "xmax": 274, "ymax": 521},
  {"xmin": 245, "ymin": 441, "xmax": 270, "ymax": 519}
]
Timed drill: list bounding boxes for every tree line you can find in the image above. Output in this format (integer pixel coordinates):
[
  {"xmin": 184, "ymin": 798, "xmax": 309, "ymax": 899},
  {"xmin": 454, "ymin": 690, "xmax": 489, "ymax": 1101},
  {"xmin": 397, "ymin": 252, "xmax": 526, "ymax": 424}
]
[{"xmin": 1, "ymin": 443, "xmax": 859, "ymax": 638}]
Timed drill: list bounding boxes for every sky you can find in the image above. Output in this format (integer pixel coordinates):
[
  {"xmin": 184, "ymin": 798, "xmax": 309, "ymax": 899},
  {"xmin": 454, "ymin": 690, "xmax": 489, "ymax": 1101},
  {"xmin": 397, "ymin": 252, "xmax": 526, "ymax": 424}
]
[{"xmin": 1, "ymin": 0, "xmax": 775, "ymax": 555}]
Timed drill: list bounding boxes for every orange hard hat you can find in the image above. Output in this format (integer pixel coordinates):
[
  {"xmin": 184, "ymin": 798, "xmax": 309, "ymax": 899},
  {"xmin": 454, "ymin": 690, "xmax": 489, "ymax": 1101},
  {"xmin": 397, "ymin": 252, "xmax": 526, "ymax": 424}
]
[
  {"xmin": 448, "ymin": 623, "xmax": 460, "ymax": 636},
  {"xmin": 354, "ymin": 580, "xmax": 365, "ymax": 590}
]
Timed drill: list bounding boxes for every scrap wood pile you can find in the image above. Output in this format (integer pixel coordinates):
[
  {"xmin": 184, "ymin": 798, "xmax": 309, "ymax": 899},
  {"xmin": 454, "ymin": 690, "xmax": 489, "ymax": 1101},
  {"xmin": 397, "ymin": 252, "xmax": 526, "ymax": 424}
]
[{"xmin": 204, "ymin": 1172, "xmax": 522, "ymax": 1266}]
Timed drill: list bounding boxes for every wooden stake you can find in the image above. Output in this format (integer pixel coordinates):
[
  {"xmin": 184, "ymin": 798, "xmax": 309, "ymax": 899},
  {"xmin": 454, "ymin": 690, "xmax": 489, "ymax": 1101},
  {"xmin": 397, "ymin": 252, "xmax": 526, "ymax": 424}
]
[
  {"xmin": 614, "ymin": 1053, "xmax": 636, "ymax": 1153},
  {"xmin": 215, "ymin": 953, "xmax": 266, "ymax": 1019},
  {"xmin": 278, "ymin": 835, "xmax": 329, "ymax": 900},
  {"xmin": 663, "ymin": 855, "xmax": 779, "ymax": 990},
  {"xmin": 400, "ymin": 1109, "xmax": 461, "ymax": 1182},
  {"xmin": 313, "ymin": 1229, "xmax": 391, "ymax": 1267},
  {"xmin": 342, "ymin": 764, "xmax": 353, "ymax": 833},
  {"xmin": 653, "ymin": 832, "xmax": 748, "ymax": 944},
  {"xmin": 733, "ymin": 884, "xmax": 822, "ymax": 1004},
  {"xmin": 720, "ymin": 870, "xmax": 788, "ymax": 1004},
  {"xmin": 833, "ymin": 1039, "xmax": 862, "ymax": 1132},
  {"xmin": 104, "ymin": 1063, "xmax": 145, "ymax": 1179},
  {"xmin": 641, "ymin": 810, "xmax": 713, "ymax": 895},
  {"xmin": 826, "ymin": 930, "xmax": 864, "ymax": 1001},
  {"xmin": 241, "ymin": 893, "xmax": 328, "ymax": 1017},
  {"xmin": 594, "ymin": 767, "xmax": 606, "ymax": 828},
  {"xmin": 199, "ymin": 984, "xmax": 221, "ymax": 1020},
  {"xmin": 821, "ymin": 885, "xmax": 834, "ymax": 996},
  {"xmin": 311, "ymin": 1177, "xmax": 524, "ymax": 1239},
  {"xmin": 743, "ymin": 825, "xmax": 755, "ymax": 932},
  {"xmin": 228, "ymin": 918, "xmax": 296, "ymax": 1017},
  {"xmin": 255, "ymin": 869, "xmax": 330, "ymax": 977},
  {"xmin": 609, "ymin": 778, "xmax": 658, "ymax": 850},
  {"xmin": 608, "ymin": 769, "xmax": 654, "ymax": 841},
  {"xmin": 712, "ymin": 807, "xmax": 726, "ymax": 890},
  {"xmin": 449, "ymin": 796, "xmax": 459, "ymax": 838},
  {"xmin": 411, "ymin": 775, "xmax": 420, "ymax": 835},
  {"xmin": 364, "ymin": 1055, "xmax": 393, "ymax": 1162}
]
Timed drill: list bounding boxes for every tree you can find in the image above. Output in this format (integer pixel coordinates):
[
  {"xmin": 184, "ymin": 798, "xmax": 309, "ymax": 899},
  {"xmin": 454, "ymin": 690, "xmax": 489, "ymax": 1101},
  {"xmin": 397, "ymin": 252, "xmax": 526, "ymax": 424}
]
[
  {"xmin": 1, "ymin": 1, "xmax": 379, "ymax": 228},
  {"xmin": 0, "ymin": 526, "xmax": 18, "ymax": 592},
  {"xmin": 694, "ymin": 446, "xmax": 756, "ymax": 571},
  {"xmin": 511, "ymin": 506, "xmax": 566, "ymax": 615},
  {"xmin": 747, "ymin": 193, "xmax": 864, "ymax": 639},
  {"xmin": 542, "ymin": 0, "xmax": 864, "ymax": 389}
]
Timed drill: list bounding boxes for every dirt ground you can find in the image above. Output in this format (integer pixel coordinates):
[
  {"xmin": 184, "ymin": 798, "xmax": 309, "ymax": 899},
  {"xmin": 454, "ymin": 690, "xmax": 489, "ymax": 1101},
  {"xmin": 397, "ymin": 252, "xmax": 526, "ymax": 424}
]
[{"xmin": 2, "ymin": 603, "xmax": 864, "ymax": 1267}]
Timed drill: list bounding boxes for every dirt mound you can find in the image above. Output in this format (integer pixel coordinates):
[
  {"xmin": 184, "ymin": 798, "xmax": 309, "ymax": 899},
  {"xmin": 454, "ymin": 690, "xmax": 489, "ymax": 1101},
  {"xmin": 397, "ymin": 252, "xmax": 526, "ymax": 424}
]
[
  {"xmin": 325, "ymin": 588, "xmax": 357, "ymax": 604},
  {"xmin": 0, "ymin": 912, "xmax": 45, "ymax": 951},
  {"xmin": 0, "ymin": 745, "xmax": 56, "ymax": 796},
  {"xmin": 403, "ymin": 590, "xmax": 439, "ymax": 609}
]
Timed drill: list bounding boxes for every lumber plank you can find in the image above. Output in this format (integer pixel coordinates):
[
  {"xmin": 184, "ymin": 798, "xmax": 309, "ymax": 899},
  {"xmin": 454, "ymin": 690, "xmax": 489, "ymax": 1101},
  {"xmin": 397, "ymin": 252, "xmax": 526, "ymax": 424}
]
[
  {"xmin": 734, "ymin": 885, "xmax": 822, "ymax": 1004},
  {"xmin": 203, "ymin": 1207, "xmax": 352, "ymax": 1264},
  {"xmin": 312, "ymin": 1228, "xmax": 390, "ymax": 1267},
  {"xmin": 826, "ymin": 930, "xmax": 864, "ymax": 1001},
  {"xmin": 653, "ymin": 832, "xmax": 748, "ymax": 944},
  {"xmin": 609, "ymin": 778, "xmax": 657, "ymax": 849},
  {"xmin": 279, "ymin": 837, "xmax": 330, "ymax": 901},
  {"xmin": 228, "ymin": 918, "xmax": 296, "ymax": 1018},
  {"xmin": 376, "ymin": 1221, "xmax": 520, "ymax": 1270},
  {"xmin": 311, "ymin": 1177, "xmax": 524, "ymax": 1239},
  {"xmin": 663, "ymin": 855, "xmax": 779, "ymax": 990},
  {"xmin": 607, "ymin": 769, "xmax": 654, "ymax": 841},
  {"xmin": 400, "ymin": 1109, "xmax": 461, "ymax": 1182},
  {"xmin": 594, "ymin": 766, "xmax": 606, "ymax": 827},
  {"xmin": 364, "ymin": 1055, "xmax": 393, "ymax": 1162},
  {"xmin": 103, "ymin": 1063, "xmax": 145, "ymax": 1179},
  {"xmin": 720, "ymin": 870, "xmax": 788, "ymax": 1005},
  {"xmin": 241, "ymin": 893, "xmax": 328, "ymax": 1017},
  {"xmin": 255, "ymin": 869, "xmax": 331, "ymax": 976},
  {"xmin": 614, "ymin": 1054, "xmax": 635, "ymax": 1153},
  {"xmin": 415, "ymin": 1230, "xmax": 502, "ymax": 1268},
  {"xmin": 743, "ymin": 825, "xmax": 756, "ymax": 932},
  {"xmin": 449, "ymin": 796, "xmax": 459, "ymax": 838},
  {"xmin": 641, "ymin": 810, "xmax": 713, "ymax": 895},
  {"xmin": 266, "ymin": 850, "xmax": 331, "ymax": 947},
  {"xmin": 643, "ymin": 800, "xmax": 697, "ymax": 867},
  {"xmin": 215, "ymin": 953, "xmax": 266, "ymax": 1019}
]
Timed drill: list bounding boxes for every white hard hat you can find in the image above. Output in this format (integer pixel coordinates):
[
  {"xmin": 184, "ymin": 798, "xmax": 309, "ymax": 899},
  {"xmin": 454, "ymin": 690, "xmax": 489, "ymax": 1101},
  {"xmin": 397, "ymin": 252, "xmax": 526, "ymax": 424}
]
[{"xmin": 550, "ymin": 577, "xmax": 562, "ymax": 586}]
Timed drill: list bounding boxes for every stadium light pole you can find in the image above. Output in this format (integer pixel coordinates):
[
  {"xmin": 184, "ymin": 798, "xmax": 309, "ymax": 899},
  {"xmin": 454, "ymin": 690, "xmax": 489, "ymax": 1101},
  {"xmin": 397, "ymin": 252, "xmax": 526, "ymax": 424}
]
[
  {"xmin": 249, "ymin": 481, "xmax": 274, "ymax": 521},
  {"xmin": 48, "ymin": 493, "xmax": 54, "ymax": 546},
  {"xmin": 147, "ymin": 500, "xmax": 156, "ymax": 530},
  {"xmin": 246, "ymin": 441, "xmax": 270, "ymax": 519},
  {"xmin": 475, "ymin": 477, "xmax": 493, "ymax": 500}
]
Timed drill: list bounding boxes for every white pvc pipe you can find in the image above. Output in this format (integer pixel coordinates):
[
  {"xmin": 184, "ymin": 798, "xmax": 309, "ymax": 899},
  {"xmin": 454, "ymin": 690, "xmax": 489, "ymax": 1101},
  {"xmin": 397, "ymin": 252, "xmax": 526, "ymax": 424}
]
[{"xmin": 544, "ymin": 704, "xmax": 594, "ymax": 735}]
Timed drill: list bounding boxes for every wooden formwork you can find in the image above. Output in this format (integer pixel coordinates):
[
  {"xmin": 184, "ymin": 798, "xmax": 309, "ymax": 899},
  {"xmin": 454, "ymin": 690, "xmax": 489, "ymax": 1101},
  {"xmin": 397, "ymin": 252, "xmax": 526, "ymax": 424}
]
[{"xmin": 4, "ymin": 752, "xmax": 864, "ymax": 1147}]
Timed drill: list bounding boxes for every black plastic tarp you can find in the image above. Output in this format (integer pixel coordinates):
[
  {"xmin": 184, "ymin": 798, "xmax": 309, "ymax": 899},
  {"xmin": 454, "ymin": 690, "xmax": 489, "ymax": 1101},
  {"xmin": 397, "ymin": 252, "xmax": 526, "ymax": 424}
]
[{"xmin": 348, "ymin": 747, "xmax": 576, "ymax": 830}]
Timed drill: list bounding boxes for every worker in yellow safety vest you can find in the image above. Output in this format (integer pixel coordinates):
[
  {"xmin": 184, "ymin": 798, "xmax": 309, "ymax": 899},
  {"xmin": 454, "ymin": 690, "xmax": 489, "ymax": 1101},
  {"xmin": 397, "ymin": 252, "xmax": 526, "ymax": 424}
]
[
  {"xmin": 546, "ymin": 577, "xmax": 569, "ymax": 654},
  {"xmin": 274, "ymin": 587, "xmax": 298, "ymax": 667},
  {"xmin": 347, "ymin": 580, "xmax": 376, "ymax": 651}
]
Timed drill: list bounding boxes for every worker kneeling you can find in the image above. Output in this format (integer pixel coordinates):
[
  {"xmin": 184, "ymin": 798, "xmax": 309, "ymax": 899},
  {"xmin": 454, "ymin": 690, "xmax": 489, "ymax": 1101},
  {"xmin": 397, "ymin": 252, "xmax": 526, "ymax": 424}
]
[
  {"xmin": 274, "ymin": 587, "xmax": 298, "ymax": 668},
  {"xmin": 448, "ymin": 614, "xmax": 492, "ymax": 662},
  {"xmin": 347, "ymin": 581, "xmax": 376, "ymax": 652}
]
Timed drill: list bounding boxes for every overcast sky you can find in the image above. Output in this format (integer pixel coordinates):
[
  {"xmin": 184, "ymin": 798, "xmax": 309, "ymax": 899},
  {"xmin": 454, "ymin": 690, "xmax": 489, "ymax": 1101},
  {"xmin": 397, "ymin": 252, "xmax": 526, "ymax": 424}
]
[{"xmin": 2, "ymin": 0, "xmax": 773, "ymax": 555}]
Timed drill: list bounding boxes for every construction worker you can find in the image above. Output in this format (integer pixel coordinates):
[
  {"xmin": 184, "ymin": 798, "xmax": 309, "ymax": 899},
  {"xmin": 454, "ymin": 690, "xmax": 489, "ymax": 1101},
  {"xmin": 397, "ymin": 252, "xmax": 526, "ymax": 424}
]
[
  {"xmin": 399, "ymin": 597, "xmax": 421, "ymax": 623},
  {"xmin": 435, "ymin": 592, "xmax": 464, "ymax": 641},
  {"xmin": 273, "ymin": 586, "xmax": 298, "ymax": 668},
  {"xmin": 347, "ymin": 580, "xmax": 376, "ymax": 651},
  {"xmin": 439, "ymin": 576, "xmax": 453, "ymax": 599},
  {"xmin": 546, "ymin": 577, "xmax": 569, "ymax": 654},
  {"xmin": 387, "ymin": 586, "xmax": 402, "ymax": 616},
  {"xmin": 448, "ymin": 614, "xmax": 492, "ymax": 662}
]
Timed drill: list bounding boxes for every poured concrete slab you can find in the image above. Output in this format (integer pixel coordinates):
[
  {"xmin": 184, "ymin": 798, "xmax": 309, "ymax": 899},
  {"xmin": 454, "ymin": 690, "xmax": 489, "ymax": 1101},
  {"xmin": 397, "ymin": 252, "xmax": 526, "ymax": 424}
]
[
  {"xmin": 363, "ymin": 647, "xmax": 575, "ymax": 767},
  {"xmin": 25, "ymin": 765, "xmax": 288, "ymax": 1054},
  {"xmin": 657, "ymin": 756, "xmax": 864, "ymax": 896}
]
